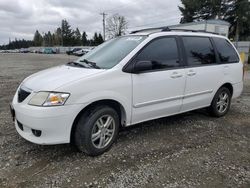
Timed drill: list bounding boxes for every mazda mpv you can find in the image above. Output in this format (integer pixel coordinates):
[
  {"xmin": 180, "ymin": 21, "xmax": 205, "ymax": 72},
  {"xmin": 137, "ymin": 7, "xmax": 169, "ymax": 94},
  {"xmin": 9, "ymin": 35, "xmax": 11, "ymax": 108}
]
[{"xmin": 11, "ymin": 28, "xmax": 243, "ymax": 156}]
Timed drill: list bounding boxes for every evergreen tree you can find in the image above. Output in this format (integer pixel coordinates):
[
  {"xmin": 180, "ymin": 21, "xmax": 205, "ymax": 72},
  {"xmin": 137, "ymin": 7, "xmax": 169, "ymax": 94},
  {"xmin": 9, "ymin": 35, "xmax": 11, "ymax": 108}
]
[
  {"xmin": 228, "ymin": 0, "xmax": 250, "ymax": 40},
  {"xmin": 82, "ymin": 31, "xmax": 88, "ymax": 46},
  {"xmin": 1, "ymin": 19, "xmax": 111, "ymax": 49},
  {"xmin": 61, "ymin": 19, "xmax": 73, "ymax": 46},
  {"xmin": 55, "ymin": 27, "xmax": 62, "ymax": 46},
  {"xmin": 179, "ymin": 0, "xmax": 250, "ymax": 40},
  {"xmin": 74, "ymin": 28, "xmax": 82, "ymax": 46},
  {"xmin": 43, "ymin": 33, "xmax": 48, "ymax": 46},
  {"xmin": 93, "ymin": 32, "xmax": 99, "ymax": 45},
  {"xmin": 33, "ymin": 30, "xmax": 43, "ymax": 46},
  {"xmin": 52, "ymin": 33, "xmax": 56, "ymax": 46},
  {"xmin": 47, "ymin": 31, "xmax": 52, "ymax": 46},
  {"xmin": 0, "ymin": 39, "xmax": 33, "ymax": 50},
  {"xmin": 98, "ymin": 33, "xmax": 104, "ymax": 44}
]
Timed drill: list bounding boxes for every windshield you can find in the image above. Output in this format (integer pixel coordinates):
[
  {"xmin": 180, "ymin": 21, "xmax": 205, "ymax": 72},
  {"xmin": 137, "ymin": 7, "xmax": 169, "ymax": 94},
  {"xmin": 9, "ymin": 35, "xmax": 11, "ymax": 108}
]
[{"xmin": 76, "ymin": 35, "xmax": 147, "ymax": 69}]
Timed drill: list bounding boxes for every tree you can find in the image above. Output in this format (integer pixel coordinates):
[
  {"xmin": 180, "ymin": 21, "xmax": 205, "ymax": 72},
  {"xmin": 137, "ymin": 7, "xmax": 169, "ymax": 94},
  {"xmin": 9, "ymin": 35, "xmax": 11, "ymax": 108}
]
[
  {"xmin": 33, "ymin": 30, "xmax": 43, "ymax": 46},
  {"xmin": 74, "ymin": 28, "xmax": 82, "ymax": 46},
  {"xmin": 98, "ymin": 33, "xmax": 104, "ymax": 44},
  {"xmin": 179, "ymin": 0, "xmax": 250, "ymax": 40},
  {"xmin": 82, "ymin": 31, "xmax": 88, "ymax": 46},
  {"xmin": 52, "ymin": 33, "xmax": 58, "ymax": 46},
  {"xmin": 1, "ymin": 19, "xmax": 108, "ymax": 49},
  {"xmin": 179, "ymin": 0, "xmax": 231, "ymax": 23},
  {"xmin": 61, "ymin": 19, "xmax": 74, "ymax": 46},
  {"xmin": 93, "ymin": 32, "xmax": 99, "ymax": 45},
  {"xmin": 43, "ymin": 33, "xmax": 48, "ymax": 46},
  {"xmin": 0, "ymin": 39, "xmax": 33, "ymax": 50},
  {"xmin": 55, "ymin": 27, "xmax": 62, "ymax": 46},
  {"xmin": 228, "ymin": 0, "xmax": 250, "ymax": 40},
  {"xmin": 47, "ymin": 31, "xmax": 52, "ymax": 46},
  {"xmin": 106, "ymin": 14, "xmax": 128, "ymax": 39}
]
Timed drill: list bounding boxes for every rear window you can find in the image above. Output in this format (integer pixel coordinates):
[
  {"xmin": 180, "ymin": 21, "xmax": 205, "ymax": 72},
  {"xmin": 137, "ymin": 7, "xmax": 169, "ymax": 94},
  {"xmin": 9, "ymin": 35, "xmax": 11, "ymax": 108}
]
[
  {"xmin": 183, "ymin": 37, "xmax": 216, "ymax": 66},
  {"xmin": 213, "ymin": 37, "xmax": 239, "ymax": 63}
]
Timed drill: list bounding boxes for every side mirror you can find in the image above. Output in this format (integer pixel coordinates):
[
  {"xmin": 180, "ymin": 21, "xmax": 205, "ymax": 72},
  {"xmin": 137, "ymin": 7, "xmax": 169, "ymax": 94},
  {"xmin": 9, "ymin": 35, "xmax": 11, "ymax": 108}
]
[{"xmin": 133, "ymin": 61, "xmax": 153, "ymax": 73}]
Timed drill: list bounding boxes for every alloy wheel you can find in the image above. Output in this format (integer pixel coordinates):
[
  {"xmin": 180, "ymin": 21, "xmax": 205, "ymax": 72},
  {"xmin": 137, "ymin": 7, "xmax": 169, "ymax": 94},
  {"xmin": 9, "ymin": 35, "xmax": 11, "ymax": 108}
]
[{"xmin": 91, "ymin": 115, "xmax": 115, "ymax": 149}]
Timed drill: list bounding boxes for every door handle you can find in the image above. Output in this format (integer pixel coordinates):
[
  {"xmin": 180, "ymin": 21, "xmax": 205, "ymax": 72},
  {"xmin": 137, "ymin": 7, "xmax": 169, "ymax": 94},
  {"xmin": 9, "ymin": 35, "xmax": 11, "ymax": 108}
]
[
  {"xmin": 171, "ymin": 72, "xmax": 183, "ymax": 78},
  {"xmin": 187, "ymin": 70, "xmax": 196, "ymax": 76}
]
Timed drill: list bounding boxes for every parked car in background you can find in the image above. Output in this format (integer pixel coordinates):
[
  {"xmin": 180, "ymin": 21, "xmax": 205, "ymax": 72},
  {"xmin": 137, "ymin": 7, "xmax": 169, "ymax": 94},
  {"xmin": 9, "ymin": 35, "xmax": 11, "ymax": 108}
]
[
  {"xmin": 31, "ymin": 49, "xmax": 39, "ymax": 53},
  {"xmin": 20, "ymin": 48, "xmax": 30, "ymax": 53},
  {"xmin": 66, "ymin": 48, "xmax": 82, "ymax": 55},
  {"xmin": 11, "ymin": 29, "xmax": 243, "ymax": 156},
  {"xmin": 43, "ymin": 48, "xmax": 56, "ymax": 54},
  {"xmin": 73, "ymin": 48, "xmax": 92, "ymax": 56}
]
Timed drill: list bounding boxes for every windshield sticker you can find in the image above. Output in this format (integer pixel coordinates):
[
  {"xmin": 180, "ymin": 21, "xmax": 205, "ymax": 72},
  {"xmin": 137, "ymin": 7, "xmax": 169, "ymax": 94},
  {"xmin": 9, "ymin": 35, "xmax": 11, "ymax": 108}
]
[{"xmin": 126, "ymin": 37, "xmax": 143, "ymax": 41}]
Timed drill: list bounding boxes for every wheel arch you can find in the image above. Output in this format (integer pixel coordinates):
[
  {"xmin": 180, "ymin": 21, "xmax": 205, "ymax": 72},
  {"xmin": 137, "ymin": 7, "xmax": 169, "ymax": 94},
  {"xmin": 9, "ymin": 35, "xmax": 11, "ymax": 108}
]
[
  {"xmin": 219, "ymin": 83, "xmax": 233, "ymax": 96},
  {"xmin": 70, "ymin": 99, "xmax": 127, "ymax": 143}
]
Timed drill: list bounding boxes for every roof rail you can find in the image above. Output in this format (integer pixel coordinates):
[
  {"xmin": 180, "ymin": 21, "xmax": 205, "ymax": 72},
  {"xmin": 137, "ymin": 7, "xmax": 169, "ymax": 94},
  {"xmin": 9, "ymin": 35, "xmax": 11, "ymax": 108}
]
[
  {"xmin": 130, "ymin": 27, "xmax": 170, "ymax": 34},
  {"xmin": 167, "ymin": 28, "xmax": 218, "ymax": 35},
  {"xmin": 130, "ymin": 27, "xmax": 218, "ymax": 35}
]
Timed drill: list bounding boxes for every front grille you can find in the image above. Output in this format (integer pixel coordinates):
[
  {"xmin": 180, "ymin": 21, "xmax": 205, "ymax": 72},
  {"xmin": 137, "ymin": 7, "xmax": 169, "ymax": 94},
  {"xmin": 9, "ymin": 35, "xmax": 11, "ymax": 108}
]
[{"xmin": 18, "ymin": 88, "xmax": 31, "ymax": 103}]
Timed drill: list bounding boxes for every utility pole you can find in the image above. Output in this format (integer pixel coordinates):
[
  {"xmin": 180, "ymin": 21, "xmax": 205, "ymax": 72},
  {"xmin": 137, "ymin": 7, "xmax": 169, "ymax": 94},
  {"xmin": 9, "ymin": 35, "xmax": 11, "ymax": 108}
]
[{"xmin": 100, "ymin": 12, "xmax": 107, "ymax": 41}]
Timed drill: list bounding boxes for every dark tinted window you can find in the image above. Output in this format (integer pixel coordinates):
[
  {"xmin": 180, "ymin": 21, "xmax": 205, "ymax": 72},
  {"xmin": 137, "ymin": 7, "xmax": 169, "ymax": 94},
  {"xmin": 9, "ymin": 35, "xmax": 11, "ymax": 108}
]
[
  {"xmin": 183, "ymin": 37, "xmax": 216, "ymax": 65},
  {"xmin": 213, "ymin": 37, "xmax": 239, "ymax": 63},
  {"xmin": 135, "ymin": 37, "xmax": 180, "ymax": 70}
]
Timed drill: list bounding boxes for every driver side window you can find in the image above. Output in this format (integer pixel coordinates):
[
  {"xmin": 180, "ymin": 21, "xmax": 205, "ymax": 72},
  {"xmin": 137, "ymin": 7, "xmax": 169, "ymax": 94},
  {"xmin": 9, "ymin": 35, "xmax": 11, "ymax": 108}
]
[{"xmin": 134, "ymin": 37, "xmax": 180, "ymax": 71}]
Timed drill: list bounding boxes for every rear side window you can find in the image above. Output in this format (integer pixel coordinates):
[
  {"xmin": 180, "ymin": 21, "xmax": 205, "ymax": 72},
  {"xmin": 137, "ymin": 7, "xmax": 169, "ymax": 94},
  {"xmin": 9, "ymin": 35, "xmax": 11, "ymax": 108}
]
[
  {"xmin": 183, "ymin": 37, "xmax": 216, "ymax": 66},
  {"xmin": 213, "ymin": 37, "xmax": 239, "ymax": 63},
  {"xmin": 135, "ymin": 37, "xmax": 180, "ymax": 70}
]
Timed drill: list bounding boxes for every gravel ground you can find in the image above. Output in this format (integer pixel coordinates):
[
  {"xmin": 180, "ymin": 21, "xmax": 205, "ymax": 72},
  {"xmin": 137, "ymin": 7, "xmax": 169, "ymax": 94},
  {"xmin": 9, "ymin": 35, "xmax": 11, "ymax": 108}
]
[{"xmin": 0, "ymin": 53, "xmax": 250, "ymax": 188}]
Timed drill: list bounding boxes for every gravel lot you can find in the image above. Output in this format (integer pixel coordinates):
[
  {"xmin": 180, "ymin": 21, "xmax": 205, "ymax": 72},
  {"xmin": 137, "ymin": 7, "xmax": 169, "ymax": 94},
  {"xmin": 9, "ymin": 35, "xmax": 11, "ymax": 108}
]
[{"xmin": 0, "ymin": 53, "xmax": 250, "ymax": 188}]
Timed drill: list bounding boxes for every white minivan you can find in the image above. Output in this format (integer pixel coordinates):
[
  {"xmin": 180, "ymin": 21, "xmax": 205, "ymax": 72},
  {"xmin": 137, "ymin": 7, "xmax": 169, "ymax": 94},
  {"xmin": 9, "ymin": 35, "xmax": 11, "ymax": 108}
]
[{"xmin": 11, "ymin": 28, "xmax": 243, "ymax": 156}]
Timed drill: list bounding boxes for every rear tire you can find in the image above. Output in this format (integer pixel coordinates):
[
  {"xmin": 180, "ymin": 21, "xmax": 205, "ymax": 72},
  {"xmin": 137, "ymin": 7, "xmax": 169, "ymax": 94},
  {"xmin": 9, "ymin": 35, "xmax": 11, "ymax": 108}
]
[
  {"xmin": 209, "ymin": 87, "xmax": 232, "ymax": 117},
  {"xmin": 74, "ymin": 106, "xmax": 119, "ymax": 156}
]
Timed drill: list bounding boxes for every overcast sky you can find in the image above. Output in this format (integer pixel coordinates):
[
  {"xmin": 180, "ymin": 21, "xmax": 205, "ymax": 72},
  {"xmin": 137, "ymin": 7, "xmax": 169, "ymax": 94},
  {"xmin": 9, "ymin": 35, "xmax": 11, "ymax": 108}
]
[{"xmin": 0, "ymin": 0, "xmax": 182, "ymax": 45}]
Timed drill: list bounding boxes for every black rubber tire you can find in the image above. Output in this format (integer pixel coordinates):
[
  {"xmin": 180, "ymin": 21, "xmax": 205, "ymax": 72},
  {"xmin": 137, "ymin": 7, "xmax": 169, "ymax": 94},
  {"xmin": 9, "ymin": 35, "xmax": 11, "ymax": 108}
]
[
  {"xmin": 74, "ymin": 105, "xmax": 119, "ymax": 156},
  {"xmin": 209, "ymin": 87, "xmax": 232, "ymax": 117}
]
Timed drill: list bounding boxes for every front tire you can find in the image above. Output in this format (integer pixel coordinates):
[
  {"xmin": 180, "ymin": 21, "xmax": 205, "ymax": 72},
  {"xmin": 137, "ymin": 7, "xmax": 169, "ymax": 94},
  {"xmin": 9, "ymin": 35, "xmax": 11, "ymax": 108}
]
[
  {"xmin": 209, "ymin": 87, "xmax": 232, "ymax": 117},
  {"xmin": 74, "ymin": 106, "xmax": 119, "ymax": 156}
]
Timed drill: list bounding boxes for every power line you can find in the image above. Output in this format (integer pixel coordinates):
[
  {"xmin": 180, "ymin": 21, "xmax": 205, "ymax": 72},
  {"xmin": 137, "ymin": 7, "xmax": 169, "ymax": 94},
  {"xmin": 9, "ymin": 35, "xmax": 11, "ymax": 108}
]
[
  {"xmin": 128, "ymin": 16, "xmax": 181, "ymax": 30},
  {"xmin": 100, "ymin": 12, "xmax": 108, "ymax": 40},
  {"xmin": 127, "ymin": 9, "xmax": 180, "ymax": 23}
]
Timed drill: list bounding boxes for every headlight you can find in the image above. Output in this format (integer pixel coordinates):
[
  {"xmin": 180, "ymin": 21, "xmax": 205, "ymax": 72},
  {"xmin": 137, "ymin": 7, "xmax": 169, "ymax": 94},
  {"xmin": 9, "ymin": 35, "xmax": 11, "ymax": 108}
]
[{"xmin": 28, "ymin": 92, "xmax": 70, "ymax": 106}]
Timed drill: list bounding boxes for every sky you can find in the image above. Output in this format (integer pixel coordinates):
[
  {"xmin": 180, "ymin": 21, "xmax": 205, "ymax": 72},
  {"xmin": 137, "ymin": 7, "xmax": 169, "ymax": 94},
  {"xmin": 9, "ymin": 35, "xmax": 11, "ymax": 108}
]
[{"xmin": 0, "ymin": 0, "xmax": 182, "ymax": 45}]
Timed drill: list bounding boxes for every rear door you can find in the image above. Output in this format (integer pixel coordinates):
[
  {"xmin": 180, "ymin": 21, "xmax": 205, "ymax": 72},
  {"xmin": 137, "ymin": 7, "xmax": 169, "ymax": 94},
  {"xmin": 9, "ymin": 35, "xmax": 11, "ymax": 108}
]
[
  {"xmin": 131, "ymin": 36, "xmax": 186, "ymax": 123},
  {"xmin": 181, "ymin": 36, "xmax": 222, "ymax": 111},
  {"xmin": 212, "ymin": 37, "xmax": 242, "ymax": 83}
]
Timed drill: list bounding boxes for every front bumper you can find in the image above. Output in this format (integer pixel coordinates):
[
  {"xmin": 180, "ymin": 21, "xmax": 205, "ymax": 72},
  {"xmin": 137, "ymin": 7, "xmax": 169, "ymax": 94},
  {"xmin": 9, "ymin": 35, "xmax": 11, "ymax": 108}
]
[{"xmin": 12, "ymin": 92, "xmax": 83, "ymax": 145}]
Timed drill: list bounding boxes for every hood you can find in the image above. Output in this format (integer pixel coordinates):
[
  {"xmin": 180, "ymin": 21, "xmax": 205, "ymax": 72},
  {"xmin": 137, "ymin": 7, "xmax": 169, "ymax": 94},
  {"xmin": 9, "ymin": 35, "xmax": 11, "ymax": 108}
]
[{"xmin": 22, "ymin": 65, "xmax": 104, "ymax": 92}]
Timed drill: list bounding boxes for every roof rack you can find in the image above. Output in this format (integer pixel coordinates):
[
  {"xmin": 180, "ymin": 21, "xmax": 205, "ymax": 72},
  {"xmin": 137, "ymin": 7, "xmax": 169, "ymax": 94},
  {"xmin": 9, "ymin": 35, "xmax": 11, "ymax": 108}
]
[
  {"xmin": 130, "ymin": 27, "xmax": 169, "ymax": 34},
  {"xmin": 130, "ymin": 27, "xmax": 218, "ymax": 35}
]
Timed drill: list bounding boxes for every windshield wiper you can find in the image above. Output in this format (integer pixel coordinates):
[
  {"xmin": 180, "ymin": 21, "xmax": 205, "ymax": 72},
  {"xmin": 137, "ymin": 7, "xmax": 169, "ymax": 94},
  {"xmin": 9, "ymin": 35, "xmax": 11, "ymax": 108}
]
[
  {"xmin": 80, "ymin": 59, "xmax": 101, "ymax": 69},
  {"xmin": 66, "ymin": 61, "xmax": 86, "ymax": 68}
]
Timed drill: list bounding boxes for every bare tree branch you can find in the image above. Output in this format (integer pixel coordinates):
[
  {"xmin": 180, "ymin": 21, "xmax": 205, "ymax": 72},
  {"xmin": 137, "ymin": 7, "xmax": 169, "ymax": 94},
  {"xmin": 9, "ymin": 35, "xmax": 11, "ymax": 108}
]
[{"xmin": 106, "ymin": 14, "xmax": 128, "ymax": 39}]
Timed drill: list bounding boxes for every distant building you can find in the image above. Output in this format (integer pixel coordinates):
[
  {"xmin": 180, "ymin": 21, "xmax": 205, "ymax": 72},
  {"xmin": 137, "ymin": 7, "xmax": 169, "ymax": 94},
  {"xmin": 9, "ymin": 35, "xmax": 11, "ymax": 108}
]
[{"xmin": 169, "ymin": 19, "xmax": 230, "ymax": 37}]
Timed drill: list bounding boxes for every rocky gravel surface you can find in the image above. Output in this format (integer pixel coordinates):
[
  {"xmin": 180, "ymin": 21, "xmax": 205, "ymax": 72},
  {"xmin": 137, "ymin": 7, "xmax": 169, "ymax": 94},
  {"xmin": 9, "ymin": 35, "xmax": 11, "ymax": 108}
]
[{"xmin": 0, "ymin": 53, "xmax": 249, "ymax": 188}]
